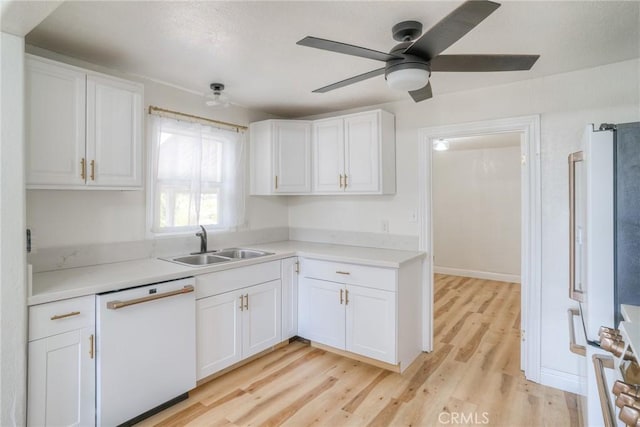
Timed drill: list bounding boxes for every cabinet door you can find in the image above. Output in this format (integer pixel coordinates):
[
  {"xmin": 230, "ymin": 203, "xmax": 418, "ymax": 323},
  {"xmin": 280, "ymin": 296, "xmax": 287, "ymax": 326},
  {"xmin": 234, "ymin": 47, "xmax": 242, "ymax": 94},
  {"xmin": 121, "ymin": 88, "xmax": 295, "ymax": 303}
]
[
  {"xmin": 344, "ymin": 112, "xmax": 380, "ymax": 193},
  {"xmin": 273, "ymin": 121, "xmax": 311, "ymax": 193},
  {"xmin": 27, "ymin": 328, "xmax": 95, "ymax": 427},
  {"xmin": 196, "ymin": 290, "xmax": 243, "ymax": 380},
  {"xmin": 242, "ymin": 280, "xmax": 282, "ymax": 358},
  {"xmin": 346, "ymin": 285, "xmax": 396, "ymax": 364},
  {"xmin": 26, "ymin": 57, "xmax": 86, "ymax": 187},
  {"xmin": 313, "ymin": 118, "xmax": 345, "ymax": 192},
  {"xmin": 281, "ymin": 257, "xmax": 299, "ymax": 340},
  {"xmin": 86, "ymin": 75, "xmax": 143, "ymax": 188},
  {"xmin": 298, "ymin": 277, "xmax": 345, "ymax": 349}
]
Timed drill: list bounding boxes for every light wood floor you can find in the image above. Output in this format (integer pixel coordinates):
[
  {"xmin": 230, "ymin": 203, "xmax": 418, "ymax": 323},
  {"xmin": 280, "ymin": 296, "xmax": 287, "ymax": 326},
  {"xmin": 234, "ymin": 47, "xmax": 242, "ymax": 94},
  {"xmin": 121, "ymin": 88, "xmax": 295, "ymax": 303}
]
[{"xmin": 137, "ymin": 275, "xmax": 580, "ymax": 427}]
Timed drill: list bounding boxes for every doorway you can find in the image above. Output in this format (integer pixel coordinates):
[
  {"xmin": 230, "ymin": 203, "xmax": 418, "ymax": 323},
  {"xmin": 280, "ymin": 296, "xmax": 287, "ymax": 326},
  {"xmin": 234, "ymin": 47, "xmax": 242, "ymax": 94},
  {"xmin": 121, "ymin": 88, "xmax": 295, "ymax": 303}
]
[{"xmin": 418, "ymin": 115, "xmax": 541, "ymax": 382}]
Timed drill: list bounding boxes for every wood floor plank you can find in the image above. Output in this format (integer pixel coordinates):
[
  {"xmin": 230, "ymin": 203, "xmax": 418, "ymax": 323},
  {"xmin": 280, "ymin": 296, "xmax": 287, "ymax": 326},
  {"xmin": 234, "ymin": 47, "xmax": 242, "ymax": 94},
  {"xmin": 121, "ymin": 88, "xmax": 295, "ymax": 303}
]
[{"xmin": 137, "ymin": 275, "xmax": 579, "ymax": 427}]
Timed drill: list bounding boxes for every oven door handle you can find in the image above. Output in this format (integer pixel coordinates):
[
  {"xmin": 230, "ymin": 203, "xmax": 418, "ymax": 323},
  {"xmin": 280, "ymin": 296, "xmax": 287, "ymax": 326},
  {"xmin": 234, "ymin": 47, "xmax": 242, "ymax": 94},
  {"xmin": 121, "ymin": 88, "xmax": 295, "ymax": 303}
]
[
  {"xmin": 568, "ymin": 151, "xmax": 585, "ymax": 302},
  {"xmin": 593, "ymin": 354, "xmax": 617, "ymax": 427},
  {"xmin": 106, "ymin": 285, "xmax": 194, "ymax": 310},
  {"xmin": 568, "ymin": 308, "xmax": 586, "ymax": 356}
]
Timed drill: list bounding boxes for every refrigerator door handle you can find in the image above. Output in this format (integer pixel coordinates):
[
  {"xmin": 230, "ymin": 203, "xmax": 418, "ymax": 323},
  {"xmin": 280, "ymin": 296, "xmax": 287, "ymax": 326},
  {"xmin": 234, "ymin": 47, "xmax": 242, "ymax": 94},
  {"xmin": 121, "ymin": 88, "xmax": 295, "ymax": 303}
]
[{"xmin": 569, "ymin": 151, "xmax": 585, "ymax": 302}]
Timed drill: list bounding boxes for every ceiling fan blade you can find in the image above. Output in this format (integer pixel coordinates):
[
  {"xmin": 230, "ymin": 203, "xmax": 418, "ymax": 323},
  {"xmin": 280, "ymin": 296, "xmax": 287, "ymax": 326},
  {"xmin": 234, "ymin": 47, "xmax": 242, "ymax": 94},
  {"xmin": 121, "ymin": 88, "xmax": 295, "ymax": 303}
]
[
  {"xmin": 297, "ymin": 36, "xmax": 402, "ymax": 62},
  {"xmin": 409, "ymin": 81, "xmax": 433, "ymax": 102},
  {"xmin": 404, "ymin": 0, "xmax": 501, "ymax": 60},
  {"xmin": 431, "ymin": 54, "xmax": 540, "ymax": 71},
  {"xmin": 312, "ymin": 68, "xmax": 386, "ymax": 93}
]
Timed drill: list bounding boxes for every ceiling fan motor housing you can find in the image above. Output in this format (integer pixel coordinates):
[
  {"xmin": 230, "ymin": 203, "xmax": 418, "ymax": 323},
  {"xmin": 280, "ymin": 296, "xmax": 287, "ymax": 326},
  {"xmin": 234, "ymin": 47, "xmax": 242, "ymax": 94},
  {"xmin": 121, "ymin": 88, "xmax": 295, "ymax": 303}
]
[{"xmin": 384, "ymin": 42, "xmax": 431, "ymax": 80}]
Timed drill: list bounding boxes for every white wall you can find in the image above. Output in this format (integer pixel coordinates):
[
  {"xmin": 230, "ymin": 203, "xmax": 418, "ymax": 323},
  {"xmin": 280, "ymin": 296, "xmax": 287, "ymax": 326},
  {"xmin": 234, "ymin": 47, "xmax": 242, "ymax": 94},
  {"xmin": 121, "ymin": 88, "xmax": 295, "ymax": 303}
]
[
  {"xmin": 289, "ymin": 58, "xmax": 640, "ymax": 385},
  {"xmin": 24, "ymin": 46, "xmax": 289, "ymax": 249},
  {"xmin": 433, "ymin": 144, "xmax": 521, "ymax": 281},
  {"xmin": 1, "ymin": 32, "xmax": 27, "ymax": 427}
]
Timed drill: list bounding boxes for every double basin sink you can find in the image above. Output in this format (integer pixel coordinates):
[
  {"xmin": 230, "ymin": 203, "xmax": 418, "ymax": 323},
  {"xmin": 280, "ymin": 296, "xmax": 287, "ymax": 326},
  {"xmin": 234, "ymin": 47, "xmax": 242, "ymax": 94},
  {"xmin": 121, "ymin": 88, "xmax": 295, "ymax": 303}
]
[{"xmin": 164, "ymin": 248, "xmax": 274, "ymax": 267}]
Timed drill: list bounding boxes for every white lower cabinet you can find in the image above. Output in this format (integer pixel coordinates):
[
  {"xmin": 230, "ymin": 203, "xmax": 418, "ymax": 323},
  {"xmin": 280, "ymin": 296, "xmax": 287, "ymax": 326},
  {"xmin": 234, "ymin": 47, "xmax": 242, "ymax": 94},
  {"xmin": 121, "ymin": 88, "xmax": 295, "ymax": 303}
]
[
  {"xmin": 298, "ymin": 278, "xmax": 345, "ymax": 349},
  {"xmin": 281, "ymin": 257, "xmax": 299, "ymax": 340},
  {"xmin": 196, "ymin": 263, "xmax": 282, "ymax": 381},
  {"xmin": 298, "ymin": 277, "xmax": 396, "ymax": 364},
  {"xmin": 298, "ymin": 257, "xmax": 421, "ymax": 371},
  {"xmin": 27, "ymin": 296, "xmax": 95, "ymax": 427}
]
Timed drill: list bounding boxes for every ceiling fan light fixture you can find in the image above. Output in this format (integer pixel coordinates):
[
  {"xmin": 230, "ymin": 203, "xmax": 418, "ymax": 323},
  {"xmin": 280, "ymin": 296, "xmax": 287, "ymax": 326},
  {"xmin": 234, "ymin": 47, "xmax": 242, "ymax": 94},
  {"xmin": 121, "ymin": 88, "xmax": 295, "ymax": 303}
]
[
  {"xmin": 205, "ymin": 83, "xmax": 230, "ymax": 108},
  {"xmin": 386, "ymin": 67, "xmax": 429, "ymax": 91},
  {"xmin": 433, "ymin": 138, "xmax": 450, "ymax": 151}
]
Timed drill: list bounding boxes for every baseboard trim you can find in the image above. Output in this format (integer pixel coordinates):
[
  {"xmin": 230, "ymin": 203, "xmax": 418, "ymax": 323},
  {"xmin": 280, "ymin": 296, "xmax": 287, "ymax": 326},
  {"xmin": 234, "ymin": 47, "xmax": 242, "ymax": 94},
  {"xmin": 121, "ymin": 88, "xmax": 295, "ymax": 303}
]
[
  {"xmin": 540, "ymin": 367, "xmax": 582, "ymax": 394},
  {"xmin": 433, "ymin": 266, "xmax": 521, "ymax": 283}
]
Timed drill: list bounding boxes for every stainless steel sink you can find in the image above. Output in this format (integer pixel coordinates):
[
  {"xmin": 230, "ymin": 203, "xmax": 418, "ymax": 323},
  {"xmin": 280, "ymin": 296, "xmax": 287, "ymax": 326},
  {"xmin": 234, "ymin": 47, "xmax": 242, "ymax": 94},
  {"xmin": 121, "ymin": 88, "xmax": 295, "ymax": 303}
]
[
  {"xmin": 167, "ymin": 254, "xmax": 231, "ymax": 266},
  {"xmin": 163, "ymin": 248, "xmax": 273, "ymax": 267},
  {"xmin": 214, "ymin": 248, "xmax": 273, "ymax": 259}
]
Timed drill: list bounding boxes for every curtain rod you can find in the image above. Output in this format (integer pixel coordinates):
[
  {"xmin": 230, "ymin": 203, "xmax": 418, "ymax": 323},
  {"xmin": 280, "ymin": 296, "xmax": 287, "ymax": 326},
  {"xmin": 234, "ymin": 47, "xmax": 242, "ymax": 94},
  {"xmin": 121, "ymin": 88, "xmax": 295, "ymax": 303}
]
[{"xmin": 148, "ymin": 105, "xmax": 248, "ymax": 132}]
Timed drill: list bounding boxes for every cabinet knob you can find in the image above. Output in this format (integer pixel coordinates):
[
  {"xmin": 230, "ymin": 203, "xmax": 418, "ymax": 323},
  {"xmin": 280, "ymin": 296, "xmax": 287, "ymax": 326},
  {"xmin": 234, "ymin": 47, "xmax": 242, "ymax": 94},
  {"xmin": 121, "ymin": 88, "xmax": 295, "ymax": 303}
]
[
  {"xmin": 619, "ymin": 405, "xmax": 640, "ymax": 427},
  {"xmin": 616, "ymin": 392, "xmax": 640, "ymax": 410},
  {"xmin": 613, "ymin": 380, "xmax": 640, "ymax": 398}
]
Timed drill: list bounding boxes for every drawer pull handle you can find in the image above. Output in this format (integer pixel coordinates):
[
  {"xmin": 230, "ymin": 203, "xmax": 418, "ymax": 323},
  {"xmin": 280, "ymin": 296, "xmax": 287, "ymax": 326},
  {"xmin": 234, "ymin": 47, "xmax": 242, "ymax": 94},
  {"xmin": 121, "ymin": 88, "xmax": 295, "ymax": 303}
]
[
  {"xmin": 592, "ymin": 354, "xmax": 616, "ymax": 427},
  {"xmin": 336, "ymin": 271, "xmax": 351, "ymax": 275},
  {"xmin": 89, "ymin": 334, "xmax": 94, "ymax": 359},
  {"xmin": 568, "ymin": 308, "xmax": 586, "ymax": 356},
  {"xmin": 50, "ymin": 311, "xmax": 80, "ymax": 321},
  {"xmin": 340, "ymin": 289, "xmax": 343, "ymax": 304},
  {"xmin": 345, "ymin": 289, "xmax": 349, "ymax": 305},
  {"xmin": 239, "ymin": 295, "xmax": 244, "ymax": 311},
  {"xmin": 107, "ymin": 285, "xmax": 194, "ymax": 310},
  {"xmin": 80, "ymin": 158, "xmax": 86, "ymax": 180},
  {"xmin": 90, "ymin": 160, "xmax": 96, "ymax": 181},
  {"xmin": 244, "ymin": 294, "xmax": 249, "ymax": 310}
]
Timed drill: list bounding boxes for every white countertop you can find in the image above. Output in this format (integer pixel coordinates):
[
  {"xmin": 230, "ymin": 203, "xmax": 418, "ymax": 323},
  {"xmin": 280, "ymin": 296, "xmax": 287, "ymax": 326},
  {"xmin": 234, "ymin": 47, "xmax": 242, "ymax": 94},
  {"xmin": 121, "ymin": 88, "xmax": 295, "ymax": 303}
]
[{"xmin": 30, "ymin": 240, "xmax": 425, "ymax": 306}]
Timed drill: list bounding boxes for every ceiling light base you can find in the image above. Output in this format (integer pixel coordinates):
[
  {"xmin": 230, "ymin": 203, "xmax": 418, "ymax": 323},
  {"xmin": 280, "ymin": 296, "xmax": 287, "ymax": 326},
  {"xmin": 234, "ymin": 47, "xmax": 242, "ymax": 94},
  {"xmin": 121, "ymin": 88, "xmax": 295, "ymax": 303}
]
[
  {"xmin": 392, "ymin": 21, "xmax": 423, "ymax": 42},
  {"xmin": 210, "ymin": 83, "xmax": 225, "ymax": 93}
]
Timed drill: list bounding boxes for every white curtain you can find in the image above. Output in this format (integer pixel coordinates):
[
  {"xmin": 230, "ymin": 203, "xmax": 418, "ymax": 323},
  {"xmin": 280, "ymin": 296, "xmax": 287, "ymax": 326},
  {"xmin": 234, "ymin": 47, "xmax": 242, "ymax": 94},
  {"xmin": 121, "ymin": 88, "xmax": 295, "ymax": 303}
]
[{"xmin": 149, "ymin": 115, "xmax": 246, "ymax": 233}]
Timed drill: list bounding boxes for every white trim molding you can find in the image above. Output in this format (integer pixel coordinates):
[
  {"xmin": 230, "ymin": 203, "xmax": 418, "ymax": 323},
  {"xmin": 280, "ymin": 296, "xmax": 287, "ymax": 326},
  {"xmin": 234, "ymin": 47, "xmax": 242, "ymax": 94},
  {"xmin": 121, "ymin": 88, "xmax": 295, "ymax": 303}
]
[
  {"xmin": 540, "ymin": 368, "xmax": 582, "ymax": 394},
  {"xmin": 418, "ymin": 115, "xmax": 541, "ymax": 384},
  {"xmin": 433, "ymin": 266, "xmax": 521, "ymax": 284}
]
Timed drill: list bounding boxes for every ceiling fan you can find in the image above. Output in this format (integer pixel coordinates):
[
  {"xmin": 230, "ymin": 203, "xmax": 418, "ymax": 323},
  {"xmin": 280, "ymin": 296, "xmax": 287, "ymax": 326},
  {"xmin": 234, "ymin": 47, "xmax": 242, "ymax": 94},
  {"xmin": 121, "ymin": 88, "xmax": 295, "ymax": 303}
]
[{"xmin": 296, "ymin": 0, "xmax": 540, "ymax": 102}]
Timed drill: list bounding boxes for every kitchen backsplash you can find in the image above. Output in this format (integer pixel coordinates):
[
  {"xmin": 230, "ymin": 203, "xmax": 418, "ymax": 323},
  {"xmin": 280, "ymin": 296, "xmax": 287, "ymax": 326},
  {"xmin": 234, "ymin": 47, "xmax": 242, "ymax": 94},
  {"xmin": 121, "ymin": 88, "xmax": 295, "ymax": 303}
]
[{"xmin": 28, "ymin": 227, "xmax": 419, "ymax": 272}]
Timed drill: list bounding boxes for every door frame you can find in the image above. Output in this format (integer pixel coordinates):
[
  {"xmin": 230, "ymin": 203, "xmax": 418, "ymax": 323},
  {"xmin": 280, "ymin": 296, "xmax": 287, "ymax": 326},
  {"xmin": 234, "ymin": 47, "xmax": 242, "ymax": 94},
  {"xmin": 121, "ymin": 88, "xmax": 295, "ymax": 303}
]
[{"xmin": 418, "ymin": 115, "xmax": 541, "ymax": 383}]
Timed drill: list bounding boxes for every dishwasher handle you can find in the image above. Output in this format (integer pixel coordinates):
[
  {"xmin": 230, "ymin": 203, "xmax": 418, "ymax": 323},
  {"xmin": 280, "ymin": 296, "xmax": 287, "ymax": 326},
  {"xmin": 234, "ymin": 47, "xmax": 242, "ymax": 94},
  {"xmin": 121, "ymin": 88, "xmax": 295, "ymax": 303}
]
[{"xmin": 106, "ymin": 285, "xmax": 194, "ymax": 310}]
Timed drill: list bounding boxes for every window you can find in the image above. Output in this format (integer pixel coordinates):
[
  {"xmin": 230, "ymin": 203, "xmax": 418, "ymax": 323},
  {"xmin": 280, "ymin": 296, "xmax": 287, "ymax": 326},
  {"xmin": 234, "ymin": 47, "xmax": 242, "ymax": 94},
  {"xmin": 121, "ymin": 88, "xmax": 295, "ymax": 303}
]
[{"xmin": 148, "ymin": 115, "xmax": 245, "ymax": 234}]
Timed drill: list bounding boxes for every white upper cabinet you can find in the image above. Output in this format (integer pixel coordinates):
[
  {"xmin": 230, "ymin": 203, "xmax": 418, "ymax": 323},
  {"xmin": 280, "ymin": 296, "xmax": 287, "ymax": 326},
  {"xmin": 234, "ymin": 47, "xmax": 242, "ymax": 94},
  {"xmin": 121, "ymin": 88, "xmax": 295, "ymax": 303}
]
[
  {"xmin": 86, "ymin": 75, "xmax": 143, "ymax": 187},
  {"xmin": 250, "ymin": 120, "xmax": 312, "ymax": 195},
  {"xmin": 313, "ymin": 110, "xmax": 396, "ymax": 194},
  {"xmin": 26, "ymin": 56, "xmax": 86, "ymax": 187},
  {"xmin": 26, "ymin": 55, "xmax": 143, "ymax": 190}
]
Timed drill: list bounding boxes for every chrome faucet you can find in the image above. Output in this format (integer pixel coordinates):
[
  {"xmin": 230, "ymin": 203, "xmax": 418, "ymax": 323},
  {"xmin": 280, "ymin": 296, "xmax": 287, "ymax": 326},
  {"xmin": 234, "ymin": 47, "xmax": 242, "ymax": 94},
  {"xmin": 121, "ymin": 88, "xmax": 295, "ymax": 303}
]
[{"xmin": 195, "ymin": 225, "xmax": 208, "ymax": 253}]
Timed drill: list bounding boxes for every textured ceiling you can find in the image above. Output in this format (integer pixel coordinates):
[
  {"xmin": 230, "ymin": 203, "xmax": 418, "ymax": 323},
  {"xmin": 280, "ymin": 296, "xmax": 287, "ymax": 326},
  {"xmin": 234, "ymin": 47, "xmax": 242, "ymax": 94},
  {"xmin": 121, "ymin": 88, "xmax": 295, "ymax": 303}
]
[{"xmin": 25, "ymin": 1, "xmax": 640, "ymax": 118}]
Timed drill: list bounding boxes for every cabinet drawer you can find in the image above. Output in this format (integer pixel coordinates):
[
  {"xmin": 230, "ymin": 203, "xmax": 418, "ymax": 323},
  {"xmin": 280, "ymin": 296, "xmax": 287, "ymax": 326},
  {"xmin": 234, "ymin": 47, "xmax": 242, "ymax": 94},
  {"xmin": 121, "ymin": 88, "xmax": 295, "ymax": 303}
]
[
  {"xmin": 301, "ymin": 259, "xmax": 397, "ymax": 292},
  {"xmin": 29, "ymin": 295, "xmax": 95, "ymax": 341},
  {"xmin": 196, "ymin": 261, "xmax": 281, "ymax": 299}
]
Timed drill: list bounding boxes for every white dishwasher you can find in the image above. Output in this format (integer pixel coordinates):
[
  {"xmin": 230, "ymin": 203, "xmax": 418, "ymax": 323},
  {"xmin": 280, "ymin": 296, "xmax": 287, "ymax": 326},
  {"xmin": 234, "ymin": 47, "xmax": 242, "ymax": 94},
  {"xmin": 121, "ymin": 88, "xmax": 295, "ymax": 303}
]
[{"xmin": 96, "ymin": 277, "xmax": 196, "ymax": 426}]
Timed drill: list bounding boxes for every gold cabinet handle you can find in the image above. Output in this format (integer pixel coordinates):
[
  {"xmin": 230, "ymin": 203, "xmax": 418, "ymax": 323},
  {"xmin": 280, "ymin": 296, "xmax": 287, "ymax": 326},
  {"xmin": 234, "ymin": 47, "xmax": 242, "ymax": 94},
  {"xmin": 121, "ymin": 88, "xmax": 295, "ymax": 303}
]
[
  {"xmin": 568, "ymin": 151, "xmax": 585, "ymax": 302},
  {"xmin": 107, "ymin": 285, "xmax": 194, "ymax": 310},
  {"xmin": 80, "ymin": 158, "xmax": 86, "ymax": 180},
  {"xmin": 339, "ymin": 174, "xmax": 344, "ymax": 188},
  {"xmin": 275, "ymin": 175, "xmax": 278, "ymax": 190},
  {"xmin": 344, "ymin": 174, "xmax": 348, "ymax": 188},
  {"xmin": 239, "ymin": 295, "xmax": 244, "ymax": 311},
  {"xmin": 89, "ymin": 334, "xmax": 94, "ymax": 359},
  {"xmin": 90, "ymin": 160, "xmax": 96, "ymax": 181},
  {"xmin": 336, "ymin": 271, "xmax": 351, "ymax": 275},
  {"xmin": 340, "ymin": 289, "xmax": 344, "ymax": 304},
  {"xmin": 567, "ymin": 308, "xmax": 586, "ymax": 356},
  {"xmin": 345, "ymin": 289, "xmax": 349, "ymax": 305},
  {"xmin": 244, "ymin": 294, "xmax": 249, "ymax": 310},
  {"xmin": 295, "ymin": 260, "xmax": 300, "ymax": 274},
  {"xmin": 50, "ymin": 311, "xmax": 80, "ymax": 321},
  {"xmin": 592, "ymin": 354, "xmax": 616, "ymax": 427}
]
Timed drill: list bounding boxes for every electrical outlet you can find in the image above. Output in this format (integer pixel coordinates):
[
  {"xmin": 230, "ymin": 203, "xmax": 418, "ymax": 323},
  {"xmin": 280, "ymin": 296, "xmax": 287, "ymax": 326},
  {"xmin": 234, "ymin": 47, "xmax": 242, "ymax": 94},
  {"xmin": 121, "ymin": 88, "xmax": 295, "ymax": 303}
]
[{"xmin": 381, "ymin": 219, "xmax": 389, "ymax": 233}]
